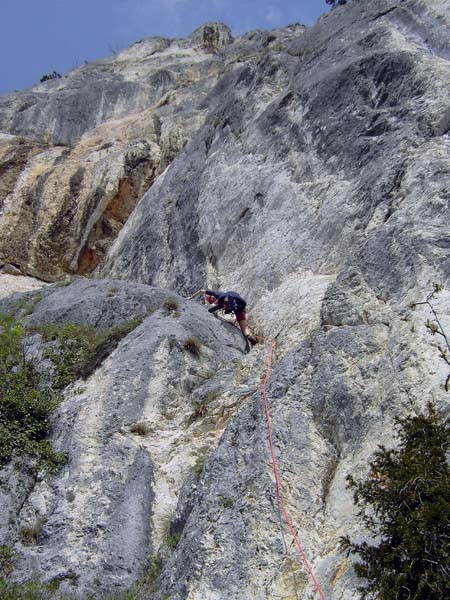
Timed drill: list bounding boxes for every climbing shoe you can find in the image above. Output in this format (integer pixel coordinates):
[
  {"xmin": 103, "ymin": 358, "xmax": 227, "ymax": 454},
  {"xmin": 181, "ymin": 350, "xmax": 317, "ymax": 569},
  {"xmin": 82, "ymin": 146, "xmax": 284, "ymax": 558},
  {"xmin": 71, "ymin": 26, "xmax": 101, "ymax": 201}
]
[
  {"xmin": 247, "ymin": 335, "xmax": 257, "ymax": 346},
  {"xmin": 244, "ymin": 335, "xmax": 257, "ymax": 352}
]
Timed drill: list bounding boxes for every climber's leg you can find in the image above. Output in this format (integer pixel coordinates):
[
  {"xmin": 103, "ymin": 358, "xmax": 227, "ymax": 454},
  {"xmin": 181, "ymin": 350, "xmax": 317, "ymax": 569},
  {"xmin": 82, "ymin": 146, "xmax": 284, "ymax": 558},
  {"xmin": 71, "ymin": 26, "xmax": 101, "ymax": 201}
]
[{"xmin": 236, "ymin": 310, "xmax": 257, "ymax": 347}]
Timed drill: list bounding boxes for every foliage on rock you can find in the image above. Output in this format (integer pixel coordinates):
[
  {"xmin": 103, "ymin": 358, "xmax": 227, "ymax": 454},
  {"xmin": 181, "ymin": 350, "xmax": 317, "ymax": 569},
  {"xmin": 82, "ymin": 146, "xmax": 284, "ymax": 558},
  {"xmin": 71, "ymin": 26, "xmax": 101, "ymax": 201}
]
[
  {"xmin": 0, "ymin": 315, "xmax": 65, "ymax": 470},
  {"xmin": 0, "ymin": 545, "xmax": 16, "ymax": 578},
  {"xmin": 0, "ymin": 314, "xmax": 141, "ymax": 470},
  {"xmin": 130, "ymin": 421, "xmax": 150, "ymax": 436},
  {"xmin": 39, "ymin": 71, "xmax": 62, "ymax": 83},
  {"xmin": 31, "ymin": 318, "xmax": 142, "ymax": 389},
  {"xmin": 342, "ymin": 405, "xmax": 450, "ymax": 599},
  {"xmin": 410, "ymin": 283, "xmax": 450, "ymax": 391}
]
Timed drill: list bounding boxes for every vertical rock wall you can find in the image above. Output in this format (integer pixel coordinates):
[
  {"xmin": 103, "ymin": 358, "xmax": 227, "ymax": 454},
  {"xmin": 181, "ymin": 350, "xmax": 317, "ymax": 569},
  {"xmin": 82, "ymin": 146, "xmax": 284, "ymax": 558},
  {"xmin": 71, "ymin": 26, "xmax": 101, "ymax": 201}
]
[{"xmin": 0, "ymin": 1, "xmax": 449, "ymax": 599}]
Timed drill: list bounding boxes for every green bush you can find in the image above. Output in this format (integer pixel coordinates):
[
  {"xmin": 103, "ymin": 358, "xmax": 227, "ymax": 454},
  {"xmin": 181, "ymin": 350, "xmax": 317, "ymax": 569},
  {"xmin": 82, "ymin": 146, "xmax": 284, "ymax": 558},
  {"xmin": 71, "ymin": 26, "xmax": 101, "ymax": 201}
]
[
  {"xmin": 341, "ymin": 405, "xmax": 450, "ymax": 599},
  {"xmin": 218, "ymin": 495, "xmax": 234, "ymax": 509},
  {"xmin": 0, "ymin": 315, "xmax": 65, "ymax": 471},
  {"xmin": 190, "ymin": 400, "xmax": 208, "ymax": 421},
  {"xmin": 36, "ymin": 322, "xmax": 105, "ymax": 389},
  {"xmin": 99, "ymin": 555, "xmax": 164, "ymax": 598},
  {"xmin": 410, "ymin": 283, "xmax": 450, "ymax": 391},
  {"xmin": 53, "ymin": 280, "xmax": 72, "ymax": 289}
]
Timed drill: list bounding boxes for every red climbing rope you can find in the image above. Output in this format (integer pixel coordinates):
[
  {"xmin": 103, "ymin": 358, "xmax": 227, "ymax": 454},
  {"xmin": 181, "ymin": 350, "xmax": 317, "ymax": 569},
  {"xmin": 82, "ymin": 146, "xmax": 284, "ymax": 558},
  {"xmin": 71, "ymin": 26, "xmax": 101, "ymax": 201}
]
[{"xmin": 256, "ymin": 336, "xmax": 327, "ymax": 600}]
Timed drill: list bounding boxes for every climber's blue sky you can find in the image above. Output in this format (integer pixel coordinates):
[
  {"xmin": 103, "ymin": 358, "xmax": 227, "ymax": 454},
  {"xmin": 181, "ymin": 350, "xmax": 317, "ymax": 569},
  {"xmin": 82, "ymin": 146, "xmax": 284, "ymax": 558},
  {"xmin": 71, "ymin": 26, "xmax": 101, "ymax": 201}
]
[{"xmin": 0, "ymin": 0, "xmax": 329, "ymax": 96}]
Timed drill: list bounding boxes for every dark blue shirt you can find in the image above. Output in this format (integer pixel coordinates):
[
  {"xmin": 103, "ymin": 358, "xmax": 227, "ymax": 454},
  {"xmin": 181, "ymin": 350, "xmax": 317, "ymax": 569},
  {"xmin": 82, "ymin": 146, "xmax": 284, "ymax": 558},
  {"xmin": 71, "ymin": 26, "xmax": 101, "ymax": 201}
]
[{"xmin": 205, "ymin": 290, "xmax": 247, "ymax": 313}]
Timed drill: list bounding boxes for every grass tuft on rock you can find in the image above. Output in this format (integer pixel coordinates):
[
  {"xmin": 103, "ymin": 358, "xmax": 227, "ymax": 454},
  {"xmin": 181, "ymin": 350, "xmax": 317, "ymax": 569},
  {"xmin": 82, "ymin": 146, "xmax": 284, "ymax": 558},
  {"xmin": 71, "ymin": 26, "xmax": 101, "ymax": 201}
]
[
  {"xmin": 163, "ymin": 297, "xmax": 179, "ymax": 312},
  {"xmin": 18, "ymin": 517, "xmax": 47, "ymax": 546},
  {"xmin": 183, "ymin": 336, "xmax": 202, "ymax": 357},
  {"xmin": 29, "ymin": 318, "xmax": 142, "ymax": 389},
  {"xmin": 130, "ymin": 422, "xmax": 150, "ymax": 437}
]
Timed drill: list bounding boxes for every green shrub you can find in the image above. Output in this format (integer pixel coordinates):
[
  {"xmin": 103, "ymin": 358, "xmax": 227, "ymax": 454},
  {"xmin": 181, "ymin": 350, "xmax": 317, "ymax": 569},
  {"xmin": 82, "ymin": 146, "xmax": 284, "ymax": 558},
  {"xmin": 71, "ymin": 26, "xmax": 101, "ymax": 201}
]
[
  {"xmin": 286, "ymin": 48, "xmax": 310, "ymax": 58},
  {"xmin": 341, "ymin": 405, "xmax": 450, "ymax": 599},
  {"xmin": 36, "ymin": 322, "xmax": 101, "ymax": 390},
  {"xmin": 53, "ymin": 280, "xmax": 72, "ymax": 289},
  {"xmin": 190, "ymin": 400, "xmax": 207, "ymax": 420},
  {"xmin": 0, "ymin": 314, "xmax": 142, "ymax": 470},
  {"xmin": 410, "ymin": 283, "xmax": 450, "ymax": 391},
  {"xmin": 206, "ymin": 390, "xmax": 219, "ymax": 403},
  {"xmin": 0, "ymin": 315, "xmax": 65, "ymax": 471},
  {"xmin": 99, "ymin": 555, "xmax": 163, "ymax": 598},
  {"xmin": 0, "ymin": 578, "xmax": 80, "ymax": 599}
]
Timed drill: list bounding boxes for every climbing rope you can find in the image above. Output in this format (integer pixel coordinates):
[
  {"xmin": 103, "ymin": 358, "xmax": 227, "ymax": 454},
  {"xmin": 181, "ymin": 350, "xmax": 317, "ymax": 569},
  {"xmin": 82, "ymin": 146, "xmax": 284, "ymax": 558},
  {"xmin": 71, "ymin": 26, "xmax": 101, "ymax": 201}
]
[{"xmin": 256, "ymin": 336, "xmax": 327, "ymax": 600}]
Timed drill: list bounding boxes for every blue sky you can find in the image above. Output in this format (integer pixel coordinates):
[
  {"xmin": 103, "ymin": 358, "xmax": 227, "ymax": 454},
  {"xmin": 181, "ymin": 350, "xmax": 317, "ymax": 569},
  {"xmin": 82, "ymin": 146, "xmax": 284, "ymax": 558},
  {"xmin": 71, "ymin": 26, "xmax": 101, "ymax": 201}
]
[{"xmin": 1, "ymin": 0, "xmax": 329, "ymax": 96}]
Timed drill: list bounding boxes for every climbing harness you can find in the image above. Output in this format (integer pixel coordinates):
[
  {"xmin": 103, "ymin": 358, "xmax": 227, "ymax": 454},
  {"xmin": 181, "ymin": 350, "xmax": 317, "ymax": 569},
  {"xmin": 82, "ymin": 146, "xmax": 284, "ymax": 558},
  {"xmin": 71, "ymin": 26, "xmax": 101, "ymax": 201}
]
[{"xmin": 257, "ymin": 336, "xmax": 327, "ymax": 600}]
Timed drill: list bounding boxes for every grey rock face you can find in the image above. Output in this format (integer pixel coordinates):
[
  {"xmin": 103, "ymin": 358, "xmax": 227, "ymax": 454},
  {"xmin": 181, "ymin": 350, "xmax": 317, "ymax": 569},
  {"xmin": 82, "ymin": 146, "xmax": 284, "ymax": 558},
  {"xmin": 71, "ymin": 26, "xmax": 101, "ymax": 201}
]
[
  {"xmin": 1, "ymin": 1, "xmax": 450, "ymax": 599},
  {"xmin": 0, "ymin": 22, "xmax": 305, "ymax": 281},
  {"xmin": 0, "ymin": 21, "xmax": 270, "ymax": 147},
  {"xmin": 1, "ymin": 281, "xmax": 246, "ymax": 597},
  {"xmin": 97, "ymin": 0, "xmax": 450, "ymax": 597},
  {"xmin": 102, "ymin": 0, "xmax": 450, "ymax": 320},
  {"xmin": 190, "ymin": 23, "xmax": 234, "ymax": 52},
  {"xmin": 0, "ymin": 31, "xmax": 214, "ymax": 146}
]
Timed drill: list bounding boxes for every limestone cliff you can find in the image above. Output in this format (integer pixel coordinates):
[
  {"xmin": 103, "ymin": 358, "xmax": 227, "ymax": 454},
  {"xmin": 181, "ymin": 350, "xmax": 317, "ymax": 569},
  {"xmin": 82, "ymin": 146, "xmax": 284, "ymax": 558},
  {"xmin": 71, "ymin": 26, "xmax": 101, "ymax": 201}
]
[
  {"xmin": 0, "ymin": 23, "xmax": 303, "ymax": 281},
  {"xmin": 0, "ymin": 1, "xmax": 449, "ymax": 599},
  {"xmin": 0, "ymin": 24, "xmax": 232, "ymax": 279}
]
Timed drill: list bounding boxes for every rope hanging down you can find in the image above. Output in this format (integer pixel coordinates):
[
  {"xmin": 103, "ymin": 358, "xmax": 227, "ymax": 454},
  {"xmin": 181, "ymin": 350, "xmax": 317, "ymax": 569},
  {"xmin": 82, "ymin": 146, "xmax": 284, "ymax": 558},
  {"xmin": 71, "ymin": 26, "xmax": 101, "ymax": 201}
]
[{"xmin": 257, "ymin": 336, "xmax": 327, "ymax": 600}]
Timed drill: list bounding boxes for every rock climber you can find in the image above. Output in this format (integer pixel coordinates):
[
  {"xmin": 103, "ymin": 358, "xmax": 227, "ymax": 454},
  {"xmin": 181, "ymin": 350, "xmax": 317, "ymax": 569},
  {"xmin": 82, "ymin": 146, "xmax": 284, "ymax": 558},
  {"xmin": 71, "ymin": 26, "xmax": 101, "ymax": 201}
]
[{"xmin": 188, "ymin": 288, "xmax": 257, "ymax": 351}]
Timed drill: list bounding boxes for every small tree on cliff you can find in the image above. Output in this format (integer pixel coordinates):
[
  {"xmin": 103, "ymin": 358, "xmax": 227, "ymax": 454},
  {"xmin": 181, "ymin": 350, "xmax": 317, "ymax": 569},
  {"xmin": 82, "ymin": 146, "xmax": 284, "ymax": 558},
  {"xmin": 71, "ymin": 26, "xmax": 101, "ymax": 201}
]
[
  {"xmin": 341, "ymin": 405, "xmax": 450, "ymax": 599},
  {"xmin": 325, "ymin": 0, "xmax": 347, "ymax": 7}
]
